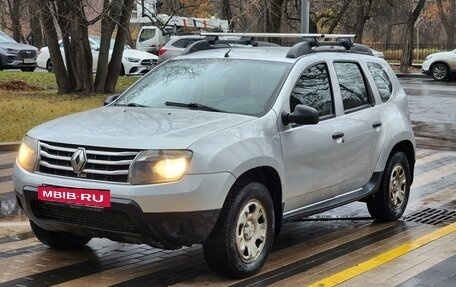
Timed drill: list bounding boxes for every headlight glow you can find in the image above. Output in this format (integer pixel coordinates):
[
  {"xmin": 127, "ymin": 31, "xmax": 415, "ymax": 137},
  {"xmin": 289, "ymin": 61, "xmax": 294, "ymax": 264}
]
[
  {"xmin": 127, "ymin": 57, "xmax": 140, "ymax": 63},
  {"xmin": 17, "ymin": 136, "xmax": 38, "ymax": 172},
  {"xmin": 129, "ymin": 150, "xmax": 192, "ymax": 184}
]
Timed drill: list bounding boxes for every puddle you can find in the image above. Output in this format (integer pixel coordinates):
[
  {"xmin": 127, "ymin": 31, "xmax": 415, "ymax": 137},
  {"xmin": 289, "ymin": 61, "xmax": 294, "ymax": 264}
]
[{"xmin": 0, "ymin": 197, "xmax": 23, "ymax": 218}]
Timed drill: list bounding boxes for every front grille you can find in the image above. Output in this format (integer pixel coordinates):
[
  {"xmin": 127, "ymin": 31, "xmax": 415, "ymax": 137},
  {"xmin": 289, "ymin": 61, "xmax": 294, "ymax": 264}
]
[
  {"xmin": 38, "ymin": 141, "xmax": 140, "ymax": 183},
  {"xmin": 19, "ymin": 50, "xmax": 36, "ymax": 58},
  {"xmin": 32, "ymin": 201, "xmax": 141, "ymax": 234},
  {"xmin": 141, "ymin": 59, "xmax": 157, "ymax": 65}
]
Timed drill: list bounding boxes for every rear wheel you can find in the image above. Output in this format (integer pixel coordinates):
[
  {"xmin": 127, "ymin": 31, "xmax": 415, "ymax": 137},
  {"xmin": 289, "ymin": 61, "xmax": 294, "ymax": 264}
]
[
  {"xmin": 431, "ymin": 63, "xmax": 449, "ymax": 81},
  {"xmin": 30, "ymin": 221, "xmax": 91, "ymax": 250},
  {"xmin": 367, "ymin": 152, "xmax": 411, "ymax": 221},
  {"xmin": 46, "ymin": 59, "xmax": 53, "ymax": 73},
  {"xmin": 203, "ymin": 181, "xmax": 274, "ymax": 278}
]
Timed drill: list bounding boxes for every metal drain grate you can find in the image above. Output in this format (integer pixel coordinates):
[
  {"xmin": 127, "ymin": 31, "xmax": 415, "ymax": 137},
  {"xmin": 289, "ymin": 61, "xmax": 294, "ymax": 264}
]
[{"xmin": 403, "ymin": 208, "xmax": 456, "ymax": 226}]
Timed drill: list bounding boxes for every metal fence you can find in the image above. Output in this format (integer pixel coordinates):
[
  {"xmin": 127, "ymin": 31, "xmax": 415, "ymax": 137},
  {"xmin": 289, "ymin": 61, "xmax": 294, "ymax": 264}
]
[{"xmin": 368, "ymin": 44, "xmax": 456, "ymax": 64}]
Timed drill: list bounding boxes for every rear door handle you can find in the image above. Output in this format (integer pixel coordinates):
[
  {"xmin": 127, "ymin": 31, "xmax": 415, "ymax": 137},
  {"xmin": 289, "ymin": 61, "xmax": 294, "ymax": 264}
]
[
  {"xmin": 332, "ymin": 132, "xmax": 345, "ymax": 140},
  {"xmin": 373, "ymin": 121, "xmax": 382, "ymax": 128}
]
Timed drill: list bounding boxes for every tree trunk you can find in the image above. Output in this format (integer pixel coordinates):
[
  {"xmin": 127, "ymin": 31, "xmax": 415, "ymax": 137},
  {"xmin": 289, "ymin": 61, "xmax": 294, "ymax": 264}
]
[
  {"xmin": 353, "ymin": 0, "xmax": 374, "ymax": 43},
  {"xmin": 56, "ymin": 0, "xmax": 93, "ymax": 95},
  {"xmin": 36, "ymin": 0, "xmax": 71, "ymax": 94},
  {"xmin": 269, "ymin": 0, "xmax": 284, "ymax": 43},
  {"xmin": 95, "ymin": 0, "xmax": 121, "ymax": 93},
  {"xmin": 7, "ymin": 0, "xmax": 22, "ymax": 42},
  {"xmin": 28, "ymin": 1, "xmax": 43, "ymax": 48},
  {"xmin": 220, "ymin": 0, "xmax": 234, "ymax": 30},
  {"xmin": 437, "ymin": 0, "xmax": 455, "ymax": 47},
  {"xmin": 105, "ymin": 0, "xmax": 135, "ymax": 93},
  {"xmin": 400, "ymin": 0, "xmax": 427, "ymax": 72},
  {"xmin": 328, "ymin": 0, "xmax": 351, "ymax": 34}
]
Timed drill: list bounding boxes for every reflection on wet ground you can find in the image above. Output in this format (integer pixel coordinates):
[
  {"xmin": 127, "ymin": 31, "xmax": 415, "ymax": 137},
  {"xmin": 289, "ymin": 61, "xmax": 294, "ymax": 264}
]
[{"xmin": 0, "ymin": 195, "xmax": 21, "ymax": 218}]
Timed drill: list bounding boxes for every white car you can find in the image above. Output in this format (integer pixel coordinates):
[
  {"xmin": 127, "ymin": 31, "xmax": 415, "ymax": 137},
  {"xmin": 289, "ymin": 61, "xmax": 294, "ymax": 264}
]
[
  {"xmin": 422, "ymin": 49, "xmax": 456, "ymax": 81},
  {"xmin": 37, "ymin": 37, "xmax": 157, "ymax": 75}
]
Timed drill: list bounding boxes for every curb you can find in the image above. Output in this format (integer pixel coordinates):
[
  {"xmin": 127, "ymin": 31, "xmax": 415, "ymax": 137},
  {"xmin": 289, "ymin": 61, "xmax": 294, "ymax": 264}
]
[{"xmin": 0, "ymin": 142, "xmax": 20, "ymax": 152}]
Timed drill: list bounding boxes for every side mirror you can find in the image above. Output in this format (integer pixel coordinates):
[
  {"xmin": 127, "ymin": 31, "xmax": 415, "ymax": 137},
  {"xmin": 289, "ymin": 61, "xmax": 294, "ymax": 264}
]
[
  {"xmin": 282, "ymin": 105, "xmax": 319, "ymax": 126},
  {"xmin": 104, "ymin": 94, "xmax": 120, "ymax": 106}
]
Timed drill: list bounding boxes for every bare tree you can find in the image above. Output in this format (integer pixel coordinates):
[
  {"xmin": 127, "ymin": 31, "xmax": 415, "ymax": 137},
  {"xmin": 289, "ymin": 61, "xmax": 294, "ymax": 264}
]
[
  {"xmin": 353, "ymin": 0, "xmax": 374, "ymax": 43},
  {"xmin": 436, "ymin": 0, "xmax": 455, "ymax": 47},
  {"xmin": 400, "ymin": 0, "xmax": 427, "ymax": 72},
  {"xmin": 105, "ymin": 0, "xmax": 135, "ymax": 93},
  {"xmin": 95, "ymin": 0, "xmax": 122, "ymax": 93},
  {"xmin": 36, "ymin": 0, "xmax": 71, "ymax": 93},
  {"xmin": 6, "ymin": 0, "xmax": 22, "ymax": 42}
]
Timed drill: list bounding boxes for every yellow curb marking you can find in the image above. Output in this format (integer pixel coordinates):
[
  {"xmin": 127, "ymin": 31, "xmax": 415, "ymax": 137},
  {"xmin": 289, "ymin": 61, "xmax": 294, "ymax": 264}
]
[{"xmin": 307, "ymin": 222, "xmax": 456, "ymax": 287}]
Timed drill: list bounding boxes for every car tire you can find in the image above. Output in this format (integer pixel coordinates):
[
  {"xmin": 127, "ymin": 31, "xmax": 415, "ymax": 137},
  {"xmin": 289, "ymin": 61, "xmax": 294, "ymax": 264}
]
[
  {"xmin": 431, "ymin": 63, "xmax": 449, "ymax": 81},
  {"xmin": 203, "ymin": 181, "xmax": 274, "ymax": 278},
  {"xmin": 46, "ymin": 59, "xmax": 53, "ymax": 73},
  {"xmin": 367, "ymin": 152, "xmax": 411, "ymax": 221},
  {"xmin": 21, "ymin": 67, "xmax": 35, "ymax": 72},
  {"xmin": 30, "ymin": 221, "xmax": 91, "ymax": 250}
]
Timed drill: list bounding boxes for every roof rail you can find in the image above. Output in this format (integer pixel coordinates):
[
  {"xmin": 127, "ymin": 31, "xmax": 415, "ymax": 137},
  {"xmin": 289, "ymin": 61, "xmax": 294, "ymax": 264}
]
[
  {"xmin": 181, "ymin": 34, "xmax": 259, "ymax": 55},
  {"xmin": 181, "ymin": 32, "xmax": 373, "ymax": 58},
  {"xmin": 200, "ymin": 32, "xmax": 356, "ymax": 39}
]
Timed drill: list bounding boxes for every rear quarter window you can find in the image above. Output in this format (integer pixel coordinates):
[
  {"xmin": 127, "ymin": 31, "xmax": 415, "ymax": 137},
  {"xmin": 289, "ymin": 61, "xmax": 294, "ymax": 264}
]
[{"xmin": 367, "ymin": 62, "xmax": 393, "ymax": 103}]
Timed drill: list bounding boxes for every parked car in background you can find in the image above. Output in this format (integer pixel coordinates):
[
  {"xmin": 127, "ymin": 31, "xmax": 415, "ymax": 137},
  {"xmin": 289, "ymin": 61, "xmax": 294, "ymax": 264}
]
[
  {"xmin": 157, "ymin": 34, "xmax": 205, "ymax": 63},
  {"xmin": 37, "ymin": 37, "xmax": 157, "ymax": 76},
  {"xmin": 370, "ymin": 48, "xmax": 384, "ymax": 58},
  {"xmin": 422, "ymin": 49, "xmax": 456, "ymax": 81},
  {"xmin": 0, "ymin": 31, "xmax": 38, "ymax": 72}
]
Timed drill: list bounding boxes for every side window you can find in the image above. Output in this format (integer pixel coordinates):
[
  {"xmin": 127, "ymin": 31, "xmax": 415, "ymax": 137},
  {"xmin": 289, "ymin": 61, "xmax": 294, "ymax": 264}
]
[
  {"xmin": 367, "ymin": 62, "xmax": 393, "ymax": 102},
  {"xmin": 290, "ymin": 63, "xmax": 333, "ymax": 117},
  {"xmin": 334, "ymin": 62, "xmax": 370, "ymax": 111}
]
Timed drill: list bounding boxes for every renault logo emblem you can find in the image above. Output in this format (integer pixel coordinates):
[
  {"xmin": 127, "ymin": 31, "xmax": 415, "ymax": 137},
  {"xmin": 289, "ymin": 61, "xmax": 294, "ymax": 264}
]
[{"xmin": 71, "ymin": 148, "xmax": 87, "ymax": 173}]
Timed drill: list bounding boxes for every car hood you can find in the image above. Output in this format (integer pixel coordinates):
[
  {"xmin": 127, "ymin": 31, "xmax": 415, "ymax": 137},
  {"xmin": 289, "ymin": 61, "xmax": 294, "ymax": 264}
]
[
  {"xmin": 427, "ymin": 50, "xmax": 455, "ymax": 59},
  {"xmin": 123, "ymin": 48, "xmax": 158, "ymax": 60},
  {"xmin": 28, "ymin": 107, "xmax": 254, "ymax": 150},
  {"xmin": 0, "ymin": 42, "xmax": 37, "ymax": 51}
]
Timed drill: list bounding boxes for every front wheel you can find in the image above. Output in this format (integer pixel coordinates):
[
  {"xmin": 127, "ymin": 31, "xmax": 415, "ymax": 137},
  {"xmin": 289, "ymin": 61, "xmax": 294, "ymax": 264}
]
[
  {"xmin": 367, "ymin": 152, "xmax": 411, "ymax": 221},
  {"xmin": 431, "ymin": 63, "xmax": 449, "ymax": 81},
  {"xmin": 203, "ymin": 181, "xmax": 274, "ymax": 278},
  {"xmin": 30, "ymin": 221, "xmax": 91, "ymax": 250}
]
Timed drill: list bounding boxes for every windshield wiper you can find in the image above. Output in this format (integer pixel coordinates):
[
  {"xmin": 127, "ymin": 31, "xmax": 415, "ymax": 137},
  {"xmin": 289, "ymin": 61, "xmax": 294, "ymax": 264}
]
[{"xmin": 165, "ymin": 101, "xmax": 224, "ymax": 112}]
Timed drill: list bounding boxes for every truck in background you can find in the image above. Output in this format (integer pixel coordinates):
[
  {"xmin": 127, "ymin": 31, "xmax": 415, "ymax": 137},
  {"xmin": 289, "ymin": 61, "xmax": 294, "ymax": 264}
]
[{"xmin": 135, "ymin": 14, "xmax": 230, "ymax": 54}]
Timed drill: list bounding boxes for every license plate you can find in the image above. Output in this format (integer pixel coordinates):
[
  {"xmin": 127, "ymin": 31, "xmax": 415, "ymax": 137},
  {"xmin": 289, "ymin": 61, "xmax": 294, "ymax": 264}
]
[
  {"xmin": 23, "ymin": 58, "xmax": 36, "ymax": 64},
  {"xmin": 38, "ymin": 186, "xmax": 111, "ymax": 207}
]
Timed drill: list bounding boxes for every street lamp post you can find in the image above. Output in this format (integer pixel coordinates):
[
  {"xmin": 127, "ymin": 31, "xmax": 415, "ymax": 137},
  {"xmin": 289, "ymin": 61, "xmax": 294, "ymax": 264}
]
[{"xmin": 301, "ymin": 0, "xmax": 310, "ymax": 33}]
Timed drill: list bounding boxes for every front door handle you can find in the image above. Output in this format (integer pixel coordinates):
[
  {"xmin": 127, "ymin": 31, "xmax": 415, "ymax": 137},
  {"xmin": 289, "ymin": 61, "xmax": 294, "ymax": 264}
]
[
  {"xmin": 332, "ymin": 132, "xmax": 345, "ymax": 140},
  {"xmin": 373, "ymin": 121, "xmax": 382, "ymax": 128}
]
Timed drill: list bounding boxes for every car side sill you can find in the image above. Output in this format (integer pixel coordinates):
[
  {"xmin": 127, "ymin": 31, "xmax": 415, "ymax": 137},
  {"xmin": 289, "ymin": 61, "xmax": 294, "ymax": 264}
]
[{"xmin": 282, "ymin": 172, "xmax": 382, "ymax": 222}]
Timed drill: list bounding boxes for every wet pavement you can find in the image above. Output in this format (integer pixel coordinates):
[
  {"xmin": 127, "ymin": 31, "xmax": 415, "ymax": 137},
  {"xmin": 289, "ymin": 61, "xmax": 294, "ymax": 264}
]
[{"xmin": 0, "ymin": 77, "xmax": 455, "ymax": 286}]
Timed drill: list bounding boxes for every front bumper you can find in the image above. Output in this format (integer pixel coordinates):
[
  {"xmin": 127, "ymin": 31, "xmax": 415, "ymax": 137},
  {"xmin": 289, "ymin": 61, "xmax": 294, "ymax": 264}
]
[{"xmin": 17, "ymin": 186, "xmax": 220, "ymax": 249}]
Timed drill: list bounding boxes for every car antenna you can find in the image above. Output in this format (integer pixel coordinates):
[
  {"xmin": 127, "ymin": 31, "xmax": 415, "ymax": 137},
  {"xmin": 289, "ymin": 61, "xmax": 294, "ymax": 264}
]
[{"xmin": 224, "ymin": 5, "xmax": 271, "ymax": 58}]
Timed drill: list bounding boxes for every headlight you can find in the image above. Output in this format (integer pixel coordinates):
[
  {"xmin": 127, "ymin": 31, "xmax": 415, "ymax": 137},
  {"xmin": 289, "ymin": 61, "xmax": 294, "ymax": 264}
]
[
  {"xmin": 6, "ymin": 48, "xmax": 18, "ymax": 53},
  {"xmin": 126, "ymin": 57, "xmax": 140, "ymax": 63},
  {"xmin": 425, "ymin": 55, "xmax": 433, "ymax": 61},
  {"xmin": 129, "ymin": 150, "xmax": 192, "ymax": 184},
  {"xmin": 17, "ymin": 135, "xmax": 38, "ymax": 172}
]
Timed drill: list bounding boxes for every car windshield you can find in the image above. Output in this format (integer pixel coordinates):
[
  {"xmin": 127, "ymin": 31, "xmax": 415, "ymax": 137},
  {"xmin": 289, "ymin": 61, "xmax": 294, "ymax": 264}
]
[
  {"xmin": 0, "ymin": 32, "xmax": 16, "ymax": 43},
  {"xmin": 116, "ymin": 59, "xmax": 291, "ymax": 115}
]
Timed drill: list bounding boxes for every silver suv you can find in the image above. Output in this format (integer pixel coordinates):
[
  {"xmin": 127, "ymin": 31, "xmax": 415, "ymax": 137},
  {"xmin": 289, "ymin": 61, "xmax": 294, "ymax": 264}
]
[{"xmin": 14, "ymin": 33, "xmax": 415, "ymax": 278}]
